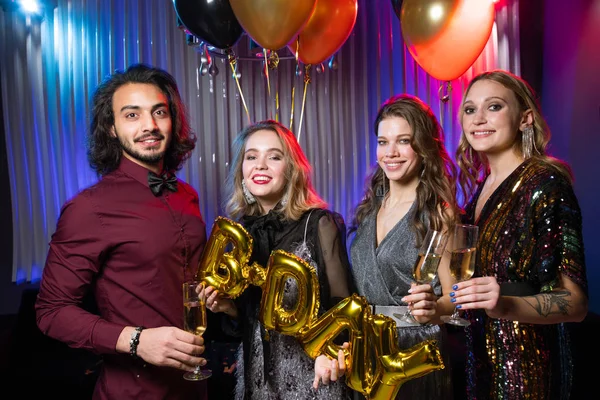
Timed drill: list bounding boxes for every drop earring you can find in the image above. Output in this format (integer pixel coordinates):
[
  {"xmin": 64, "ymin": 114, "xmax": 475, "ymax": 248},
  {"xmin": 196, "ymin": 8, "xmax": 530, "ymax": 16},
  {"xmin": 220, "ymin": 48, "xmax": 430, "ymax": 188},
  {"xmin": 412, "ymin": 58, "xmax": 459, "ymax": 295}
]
[
  {"xmin": 522, "ymin": 125, "xmax": 535, "ymax": 159},
  {"xmin": 375, "ymin": 174, "xmax": 387, "ymax": 198},
  {"xmin": 241, "ymin": 179, "xmax": 256, "ymax": 204},
  {"xmin": 280, "ymin": 190, "xmax": 289, "ymax": 207}
]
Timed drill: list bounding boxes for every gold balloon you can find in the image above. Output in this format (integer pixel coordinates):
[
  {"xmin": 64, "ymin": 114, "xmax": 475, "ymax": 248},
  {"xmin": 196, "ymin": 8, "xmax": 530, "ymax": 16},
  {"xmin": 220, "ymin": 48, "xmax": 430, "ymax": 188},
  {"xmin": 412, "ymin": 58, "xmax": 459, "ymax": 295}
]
[
  {"xmin": 299, "ymin": 294, "xmax": 366, "ymax": 365},
  {"xmin": 400, "ymin": 0, "xmax": 459, "ymax": 45},
  {"xmin": 351, "ymin": 313, "xmax": 397, "ymax": 394},
  {"xmin": 196, "ymin": 217, "xmax": 445, "ymax": 400},
  {"xmin": 195, "ymin": 216, "xmax": 254, "ymax": 298},
  {"xmin": 370, "ymin": 340, "xmax": 444, "ymax": 400},
  {"xmin": 259, "ymin": 250, "xmax": 320, "ymax": 336},
  {"xmin": 368, "ymin": 314, "xmax": 398, "ymax": 357},
  {"xmin": 297, "ymin": 295, "xmax": 444, "ymax": 398},
  {"xmin": 230, "ymin": 0, "xmax": 317, "ymax": 50}
]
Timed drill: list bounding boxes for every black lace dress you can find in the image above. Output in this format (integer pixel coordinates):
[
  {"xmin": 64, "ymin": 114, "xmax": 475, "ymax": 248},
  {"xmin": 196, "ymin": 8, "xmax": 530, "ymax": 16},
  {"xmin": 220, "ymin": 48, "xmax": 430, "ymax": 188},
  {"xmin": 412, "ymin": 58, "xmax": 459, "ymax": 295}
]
[{"xmin": 232, "ymin": 208, "xmax": 355, "ymax": 400}]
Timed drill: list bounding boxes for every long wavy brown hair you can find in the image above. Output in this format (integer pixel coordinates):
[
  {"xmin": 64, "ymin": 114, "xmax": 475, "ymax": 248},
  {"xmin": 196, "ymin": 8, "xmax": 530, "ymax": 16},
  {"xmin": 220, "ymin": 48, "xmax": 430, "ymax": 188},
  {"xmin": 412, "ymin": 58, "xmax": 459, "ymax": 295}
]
[
  {"xmin": 456, "ymin": 70, "xmax": 573, "ymax": 204},
  {"xmin": 224, "ymin": 120, "xmax": 326, "ymax": 221},
  {"xmin": 350, "ymin": 94, "xmax": 458, "ymax": 247},
  {"xmin": 87, "ymin": 63, "xmax": 196, "ymax": 175}
]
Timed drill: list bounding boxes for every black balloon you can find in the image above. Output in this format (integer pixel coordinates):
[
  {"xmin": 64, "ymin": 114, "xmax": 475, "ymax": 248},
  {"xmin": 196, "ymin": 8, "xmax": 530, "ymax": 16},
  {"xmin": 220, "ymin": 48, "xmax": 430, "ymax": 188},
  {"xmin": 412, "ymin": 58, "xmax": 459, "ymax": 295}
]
[
  {"xmin": 173, "ymin": 0, "xmax": 243, "ymax": 50},
  {"xmin": 390, "ymin": 0, "xmax": 404, "ymax": 20}
]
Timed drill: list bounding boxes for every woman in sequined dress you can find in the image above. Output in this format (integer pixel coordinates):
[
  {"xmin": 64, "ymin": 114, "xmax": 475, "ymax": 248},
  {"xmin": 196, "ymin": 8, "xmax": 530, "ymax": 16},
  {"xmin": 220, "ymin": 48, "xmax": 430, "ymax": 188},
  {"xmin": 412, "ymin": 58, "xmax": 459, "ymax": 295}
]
[
  {"xmin": 199, "ymin": 120, "xmax": 355, "ymax": 400},
  {"xmin": 314, "ymin": 94, "xmax": 459, "ymax": 399},
  {"xmin": 450, "ymin": 70, "xmax": 588, "ymax": 399}
]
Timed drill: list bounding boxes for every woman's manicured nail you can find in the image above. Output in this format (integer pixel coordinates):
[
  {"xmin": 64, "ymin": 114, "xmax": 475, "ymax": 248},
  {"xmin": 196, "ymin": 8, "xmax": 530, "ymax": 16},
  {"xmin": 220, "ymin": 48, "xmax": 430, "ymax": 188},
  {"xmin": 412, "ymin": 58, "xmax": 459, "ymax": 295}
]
[
  {"xmin": 451, "ymin": 298, "xmax": 456, "ymax": 303},
  {"xmin": 452, "ymin": 285, "xmax": 458, "ymax": 290},
  {"xmin": 449, "ymin": 292, "xmax": 455, "ymax": 297}
]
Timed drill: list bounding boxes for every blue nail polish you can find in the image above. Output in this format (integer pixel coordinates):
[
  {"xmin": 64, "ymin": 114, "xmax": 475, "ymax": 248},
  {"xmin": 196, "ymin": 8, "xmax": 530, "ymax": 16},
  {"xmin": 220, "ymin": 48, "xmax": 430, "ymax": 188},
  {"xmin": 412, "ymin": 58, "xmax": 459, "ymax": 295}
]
[
  {"xmin": 456, "ymin": 305, "xmax": 462, "ymax": 309},
  {"xmin": 449, "ymin": 292, "xmax": 455, "ymax": 297},
  {"xmin": 452, "ymin": 285, "xmax": 458, "ymax": 290},
  {"xmin": 451, "ymin": 298, "xmax": 456, "ymax": 303}
]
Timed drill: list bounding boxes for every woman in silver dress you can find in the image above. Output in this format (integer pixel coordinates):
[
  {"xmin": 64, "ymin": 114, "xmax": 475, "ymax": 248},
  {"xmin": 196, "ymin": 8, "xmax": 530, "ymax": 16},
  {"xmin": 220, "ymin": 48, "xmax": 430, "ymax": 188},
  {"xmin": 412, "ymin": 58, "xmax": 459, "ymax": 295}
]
[
  {"xmin": 199, "ymin": 120, "xmax": 355, "ymax": 399},
  {"xmin": 314, "ymin": 94, "xmax": 459, "ymax": 399}
]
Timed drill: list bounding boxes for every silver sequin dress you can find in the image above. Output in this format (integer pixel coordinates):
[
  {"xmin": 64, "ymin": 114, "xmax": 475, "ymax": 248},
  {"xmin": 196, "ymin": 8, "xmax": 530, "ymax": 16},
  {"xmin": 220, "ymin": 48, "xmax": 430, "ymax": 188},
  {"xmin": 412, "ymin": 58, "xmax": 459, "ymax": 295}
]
[
  {"xmin": 233, "ymin": 208, "xmax": 355, "ymax": 400},
  {"xmin": 350, "ymin": 202, "xmax": 453, "ymax": 400}
]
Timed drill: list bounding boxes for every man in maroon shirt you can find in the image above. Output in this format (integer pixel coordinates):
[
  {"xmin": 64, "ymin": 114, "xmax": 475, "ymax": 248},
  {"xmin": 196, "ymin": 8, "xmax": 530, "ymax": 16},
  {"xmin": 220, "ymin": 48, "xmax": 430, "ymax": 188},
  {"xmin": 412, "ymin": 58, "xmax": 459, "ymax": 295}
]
[{"xmin": 35, "ymin": 64, "xmax": 208, "ymax": 399}]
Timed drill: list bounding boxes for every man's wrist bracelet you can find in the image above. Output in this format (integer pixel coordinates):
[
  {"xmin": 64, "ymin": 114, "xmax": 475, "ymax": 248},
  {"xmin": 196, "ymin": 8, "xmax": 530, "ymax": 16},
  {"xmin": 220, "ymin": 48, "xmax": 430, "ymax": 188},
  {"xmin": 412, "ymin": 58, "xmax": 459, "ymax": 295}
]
[{"xmin": 130, "ymin": 326, "xmax": 145, "ymax": 359}]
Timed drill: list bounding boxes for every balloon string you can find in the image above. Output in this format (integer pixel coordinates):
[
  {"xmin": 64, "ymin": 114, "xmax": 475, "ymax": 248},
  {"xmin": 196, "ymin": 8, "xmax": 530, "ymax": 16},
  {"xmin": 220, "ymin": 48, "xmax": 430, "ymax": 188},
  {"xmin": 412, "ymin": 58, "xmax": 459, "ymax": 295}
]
[
  {"xmin": 229, "ymin": 53, "xmax": 251, "ymax": 124},
  {"xmin": 267, "ymin": 51, "xmax": 280, "ymax": 122},
  {"xmin": 290, "ymin": 85, "xmax": 296, "ymax": 129},
  {"xmin": 438, "ymin": 81, "xmax": 452, "ymax": 130},
  {"xmin": 297, "ymin": 64, "xmax": 311, "ymax": 142},
  {"xmin": 290, "ymin": 37, "xmax": 300, "ymax": 130},
  {"xmin": 263, "ymin": 49, "xmax": 271, "ymax": 118},
  {"xmin": 274, "ymin": 68, "xmax": 280, "ymax": 122}
]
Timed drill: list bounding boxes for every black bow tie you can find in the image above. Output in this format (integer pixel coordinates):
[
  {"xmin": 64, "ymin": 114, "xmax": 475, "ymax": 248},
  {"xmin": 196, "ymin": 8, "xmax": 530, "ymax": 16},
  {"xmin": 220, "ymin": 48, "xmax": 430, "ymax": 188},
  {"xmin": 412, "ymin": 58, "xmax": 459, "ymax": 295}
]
[{"xmin": 148, "ymin": 171, "xmax": 178, "ymax": 196}]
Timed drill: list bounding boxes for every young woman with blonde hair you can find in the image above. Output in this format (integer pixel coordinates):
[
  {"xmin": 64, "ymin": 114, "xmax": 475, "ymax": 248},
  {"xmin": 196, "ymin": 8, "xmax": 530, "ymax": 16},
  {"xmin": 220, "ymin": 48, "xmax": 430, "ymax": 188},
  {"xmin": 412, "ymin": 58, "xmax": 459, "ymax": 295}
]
[
  {"xmin": 450, "ymin": 70, "xmax": 587, "ymax": 399},
  {"xmin": 201, "ymin": 120, "xmax": 355, "ymax": 399}
]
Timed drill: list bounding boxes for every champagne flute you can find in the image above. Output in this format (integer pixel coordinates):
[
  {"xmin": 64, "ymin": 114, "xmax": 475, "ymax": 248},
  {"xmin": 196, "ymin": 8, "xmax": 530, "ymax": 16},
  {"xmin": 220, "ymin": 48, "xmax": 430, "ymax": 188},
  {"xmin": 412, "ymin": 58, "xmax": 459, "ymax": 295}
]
[
  {"xmin": 440, "ymin": 224, "xmax": 479, "ymax": 326},
  {"xmin": 183, "ymin": 281, "xmax": 212, "ymax": 381},
  {"xmin": 396, "ymin": 229, "xmax": 448, "ymax": 324}
]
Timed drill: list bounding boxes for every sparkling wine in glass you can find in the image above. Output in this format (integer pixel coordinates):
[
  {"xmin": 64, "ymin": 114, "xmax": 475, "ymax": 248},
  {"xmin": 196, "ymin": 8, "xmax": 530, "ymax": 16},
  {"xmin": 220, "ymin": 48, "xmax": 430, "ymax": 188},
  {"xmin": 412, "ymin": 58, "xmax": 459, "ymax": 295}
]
[
  {"xmin": 396, "ymin": 229, "xmax": 448, "ymax": 325},
  {"xmin": 441, "ymin": 224, "xmax": 479, "ymax": 326},
  {"xmin": 183, "ymin": 281, "xmax": 212, "ymax": 381}
]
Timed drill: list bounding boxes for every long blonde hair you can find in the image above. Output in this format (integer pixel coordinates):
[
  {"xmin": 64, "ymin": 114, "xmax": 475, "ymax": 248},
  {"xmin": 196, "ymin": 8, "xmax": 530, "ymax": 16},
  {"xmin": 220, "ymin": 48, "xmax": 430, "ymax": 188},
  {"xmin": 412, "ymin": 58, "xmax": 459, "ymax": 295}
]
[
  {"xmin": 456, "ymin": 70, "xmax": 573, "ymax": 204},
  {"xmin": 350, "ymin": 94, "xmax": 458, "ymax": 247},
  {"xmin": 224, "ymin": 120, "xmax": 326, "ymax": 221}
]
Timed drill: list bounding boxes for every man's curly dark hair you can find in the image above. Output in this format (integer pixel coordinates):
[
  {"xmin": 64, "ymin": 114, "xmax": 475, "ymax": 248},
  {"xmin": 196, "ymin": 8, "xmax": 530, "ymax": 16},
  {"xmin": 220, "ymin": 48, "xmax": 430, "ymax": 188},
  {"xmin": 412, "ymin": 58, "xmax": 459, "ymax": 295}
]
[{"xmin": 87, "ymin": 63, "xmax": 196, "ymax": 175}]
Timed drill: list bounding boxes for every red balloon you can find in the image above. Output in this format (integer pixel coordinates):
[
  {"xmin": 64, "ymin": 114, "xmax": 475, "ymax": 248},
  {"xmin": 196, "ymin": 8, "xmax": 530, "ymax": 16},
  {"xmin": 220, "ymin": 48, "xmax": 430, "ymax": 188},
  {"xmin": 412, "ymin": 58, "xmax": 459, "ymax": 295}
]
[
  {"xmin": 288, "ymin": 0, "xmax": 358, "ymax": 65},
  {"xmin": 401, "ymin": 0, "xmax": 495, "ymax": 81}
]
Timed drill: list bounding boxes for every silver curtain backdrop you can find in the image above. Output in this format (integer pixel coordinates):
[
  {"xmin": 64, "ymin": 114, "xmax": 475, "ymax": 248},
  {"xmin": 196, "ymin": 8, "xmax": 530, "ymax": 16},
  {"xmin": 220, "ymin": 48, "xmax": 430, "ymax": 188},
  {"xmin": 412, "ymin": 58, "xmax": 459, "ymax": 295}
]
[{"xmin": 0, "ymin": 0, "xmax": 520, "ymax": 282}]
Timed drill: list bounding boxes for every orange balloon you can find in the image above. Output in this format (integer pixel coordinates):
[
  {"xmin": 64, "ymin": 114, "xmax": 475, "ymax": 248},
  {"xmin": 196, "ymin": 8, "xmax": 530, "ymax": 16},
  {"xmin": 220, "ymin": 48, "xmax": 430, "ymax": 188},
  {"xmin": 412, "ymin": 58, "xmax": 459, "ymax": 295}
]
[
  {"xmin": 400, "ymin": 0, "xmax": 495, "ymax": 81},
  {"xmin": 288, "ymin": 0, "xmax": 358, "ymax": 65},
  {"xmin": 230, "ymin": 0, "xmax": 317, "ymax": 50}
]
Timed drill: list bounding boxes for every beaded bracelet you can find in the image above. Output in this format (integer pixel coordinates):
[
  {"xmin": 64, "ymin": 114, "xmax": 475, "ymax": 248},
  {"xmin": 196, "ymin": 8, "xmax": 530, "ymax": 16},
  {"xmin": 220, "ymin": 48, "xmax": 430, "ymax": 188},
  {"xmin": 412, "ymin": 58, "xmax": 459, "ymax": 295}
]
[{"xmin": 130, "ymin": 326, "xmax": 145, "ymax": 359}]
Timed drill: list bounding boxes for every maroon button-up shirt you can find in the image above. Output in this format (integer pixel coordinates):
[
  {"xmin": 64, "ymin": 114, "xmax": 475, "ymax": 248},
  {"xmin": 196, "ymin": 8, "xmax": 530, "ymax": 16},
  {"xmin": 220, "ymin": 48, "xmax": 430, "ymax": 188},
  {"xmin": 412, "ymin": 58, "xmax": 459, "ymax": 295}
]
[{"xmin": 36, "ymin": 157, "xmax": 207, "ymax": 399}]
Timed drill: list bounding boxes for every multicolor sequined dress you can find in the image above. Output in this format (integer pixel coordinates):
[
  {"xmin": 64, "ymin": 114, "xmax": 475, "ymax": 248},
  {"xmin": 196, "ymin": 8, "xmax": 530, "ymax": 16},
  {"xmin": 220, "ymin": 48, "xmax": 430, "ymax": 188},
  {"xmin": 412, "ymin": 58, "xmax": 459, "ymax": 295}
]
[{"xmin": 463, "ymin": 159, "xmax": 587, "ymax": 399}]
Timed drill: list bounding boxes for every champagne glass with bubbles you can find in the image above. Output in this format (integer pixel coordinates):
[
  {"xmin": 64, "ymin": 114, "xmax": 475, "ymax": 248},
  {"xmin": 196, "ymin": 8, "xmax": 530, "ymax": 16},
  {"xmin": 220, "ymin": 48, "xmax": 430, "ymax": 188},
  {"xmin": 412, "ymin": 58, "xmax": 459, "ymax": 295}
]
[
  {"xmin": 397, "ymin": 229, "xmax": 448, "ymax": 324},
  {"xmin": 183, "ymin": 281, "xmax": 212, "ymax": 381},
  {"xmin": 440, "ymin": 224, "xmax": 479, "ymax": 326}
]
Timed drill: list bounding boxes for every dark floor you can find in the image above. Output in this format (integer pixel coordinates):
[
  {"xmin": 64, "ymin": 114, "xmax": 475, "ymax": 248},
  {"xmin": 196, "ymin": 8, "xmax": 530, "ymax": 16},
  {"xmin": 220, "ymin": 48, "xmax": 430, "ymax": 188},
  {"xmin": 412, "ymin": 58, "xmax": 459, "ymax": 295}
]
[
  {"xmin": 0, "ymin": 291, "xmax": 101, "ymax": 398},
  {"xmin": 1, "ymin": 291, "xmax": 598, "ymax": 399},
  {"xmin": 0, "ymin": 289, "xmax": 238, "ymax": 399},
  {"xmin": 0, "ymin": 314, "xmax": 16, "ymax": 377}
]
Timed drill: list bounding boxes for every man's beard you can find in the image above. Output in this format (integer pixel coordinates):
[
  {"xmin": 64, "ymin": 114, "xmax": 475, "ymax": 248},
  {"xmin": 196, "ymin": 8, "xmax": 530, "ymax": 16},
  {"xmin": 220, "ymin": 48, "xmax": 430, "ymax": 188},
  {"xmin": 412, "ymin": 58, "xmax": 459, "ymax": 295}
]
[{"xmin": 117, "ymin": 131, "xmax": 167, "ymax": 166}]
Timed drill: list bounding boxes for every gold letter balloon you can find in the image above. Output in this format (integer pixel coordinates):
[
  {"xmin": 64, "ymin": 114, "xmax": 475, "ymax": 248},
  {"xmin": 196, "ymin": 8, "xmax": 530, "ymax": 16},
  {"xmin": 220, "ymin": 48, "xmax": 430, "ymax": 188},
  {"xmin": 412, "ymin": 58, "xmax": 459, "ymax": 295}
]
[{"xmin": 196, "ymin": 217, "xmax": 444, "ymax": 399}]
